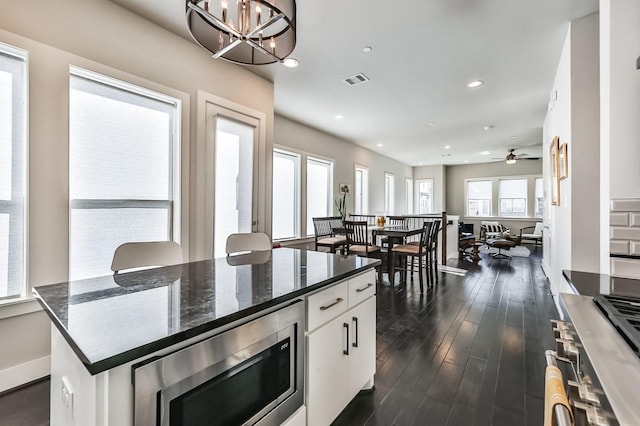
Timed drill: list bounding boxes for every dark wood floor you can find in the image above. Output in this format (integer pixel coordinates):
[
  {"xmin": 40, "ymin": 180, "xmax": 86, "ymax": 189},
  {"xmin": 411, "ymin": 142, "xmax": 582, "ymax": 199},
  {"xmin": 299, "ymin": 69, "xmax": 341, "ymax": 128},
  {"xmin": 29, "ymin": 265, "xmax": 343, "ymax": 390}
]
[
  {"xmin": 334, "ymin": 246, "xmax": 557, "ymax": 426},
  {"xmin": 0, "ymin": 246, "xmax": 556, "ymax": 426}
]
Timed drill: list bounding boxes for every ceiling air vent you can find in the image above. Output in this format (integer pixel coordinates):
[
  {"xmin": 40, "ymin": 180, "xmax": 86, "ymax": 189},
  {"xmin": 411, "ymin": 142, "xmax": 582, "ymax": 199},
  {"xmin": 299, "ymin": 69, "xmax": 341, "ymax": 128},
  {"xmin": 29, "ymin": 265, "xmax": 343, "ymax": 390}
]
[{"xmin": 343, "ymin": 73, "xmax": 370, "ymax": 86}]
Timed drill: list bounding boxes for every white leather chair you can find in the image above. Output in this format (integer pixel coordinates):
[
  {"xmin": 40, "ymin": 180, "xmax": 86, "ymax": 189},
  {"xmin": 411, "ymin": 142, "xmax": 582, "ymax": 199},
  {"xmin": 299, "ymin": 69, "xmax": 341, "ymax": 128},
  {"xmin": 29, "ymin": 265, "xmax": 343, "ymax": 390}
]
[
  {"xmin": 225, "ymin": 232, "xmax": 272, "ymax": 256},
  {"xmin": 111, "ymin": 241, "xmax": 183, "ymax": 273}
]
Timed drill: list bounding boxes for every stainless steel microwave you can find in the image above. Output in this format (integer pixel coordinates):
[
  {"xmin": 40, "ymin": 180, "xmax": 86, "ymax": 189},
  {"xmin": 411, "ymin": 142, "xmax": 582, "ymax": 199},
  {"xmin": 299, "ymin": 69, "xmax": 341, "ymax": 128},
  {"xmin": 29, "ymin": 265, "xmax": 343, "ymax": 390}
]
[{"xmin": 133, "ymin": 300, "xmax": 304, "ymax": 426}]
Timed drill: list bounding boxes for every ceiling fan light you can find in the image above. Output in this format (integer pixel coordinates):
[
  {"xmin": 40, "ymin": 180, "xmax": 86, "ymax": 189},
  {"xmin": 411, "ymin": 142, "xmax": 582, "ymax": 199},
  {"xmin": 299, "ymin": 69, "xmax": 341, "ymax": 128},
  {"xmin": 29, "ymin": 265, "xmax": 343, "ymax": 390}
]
[{"xmin": 506, "ymin": 158, "xmax": 517, "ymax": 165}]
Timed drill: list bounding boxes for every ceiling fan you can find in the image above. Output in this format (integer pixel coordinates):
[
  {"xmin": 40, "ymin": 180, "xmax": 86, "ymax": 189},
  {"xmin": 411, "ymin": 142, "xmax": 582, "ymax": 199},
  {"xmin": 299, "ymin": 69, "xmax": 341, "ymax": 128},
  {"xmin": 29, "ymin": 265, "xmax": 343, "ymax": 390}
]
[{"xmin": 493, "ymin": 148, "xmax": 540, "ymax": 164}]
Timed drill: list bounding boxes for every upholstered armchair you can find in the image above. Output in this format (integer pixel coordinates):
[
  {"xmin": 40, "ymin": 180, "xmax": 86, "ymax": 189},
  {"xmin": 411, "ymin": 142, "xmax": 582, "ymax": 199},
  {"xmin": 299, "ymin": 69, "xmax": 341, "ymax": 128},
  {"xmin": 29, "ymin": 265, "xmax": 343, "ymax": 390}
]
[
  {"xmin": 479, "ymin": 221, "xmax": 510, "ymax": 241},
  {"xmin": 520, "ymin": 223, "xmax": 543, "ymax": 246}
]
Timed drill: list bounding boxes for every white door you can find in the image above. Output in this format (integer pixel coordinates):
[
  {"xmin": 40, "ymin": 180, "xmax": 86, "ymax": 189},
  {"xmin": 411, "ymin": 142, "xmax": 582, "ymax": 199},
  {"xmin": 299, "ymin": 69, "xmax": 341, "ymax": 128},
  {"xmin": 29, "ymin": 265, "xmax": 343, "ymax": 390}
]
[{"xmin": 206, "ymin": 104, "xmax": 259, "ymax": 258}]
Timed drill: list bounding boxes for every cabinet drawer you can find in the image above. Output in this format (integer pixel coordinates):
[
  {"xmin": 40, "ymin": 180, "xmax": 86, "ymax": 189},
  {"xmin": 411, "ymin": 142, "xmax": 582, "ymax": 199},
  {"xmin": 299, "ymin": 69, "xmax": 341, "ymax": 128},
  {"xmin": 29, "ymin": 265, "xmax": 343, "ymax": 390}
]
[
  {"xmin": 307, "ymin": 281, "xmax": 349, "ymax": 332},
  {"xmin": 348, "ymin": 270, "xmax": 376, "ymax": 308}
]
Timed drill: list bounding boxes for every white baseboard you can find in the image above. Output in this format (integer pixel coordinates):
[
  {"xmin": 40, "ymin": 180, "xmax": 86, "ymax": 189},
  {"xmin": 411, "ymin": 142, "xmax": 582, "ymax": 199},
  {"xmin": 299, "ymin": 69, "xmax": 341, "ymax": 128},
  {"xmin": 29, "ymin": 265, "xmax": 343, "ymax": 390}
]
[{"xmin": 0, "ymin": 355, "xmax": 50, "ymax": 393}]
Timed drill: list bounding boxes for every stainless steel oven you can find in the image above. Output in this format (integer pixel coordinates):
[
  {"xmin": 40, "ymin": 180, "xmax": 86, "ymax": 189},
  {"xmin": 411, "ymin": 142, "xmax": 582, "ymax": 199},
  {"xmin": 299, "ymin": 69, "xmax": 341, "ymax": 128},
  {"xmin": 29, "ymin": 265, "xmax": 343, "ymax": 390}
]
[
  {"xmin": 133, "ymin": 300, "xmax": 304, "ymax": 426},
  {"xmin": 544, "ymin": 292, "xmax": 640, "ymax": 426}
]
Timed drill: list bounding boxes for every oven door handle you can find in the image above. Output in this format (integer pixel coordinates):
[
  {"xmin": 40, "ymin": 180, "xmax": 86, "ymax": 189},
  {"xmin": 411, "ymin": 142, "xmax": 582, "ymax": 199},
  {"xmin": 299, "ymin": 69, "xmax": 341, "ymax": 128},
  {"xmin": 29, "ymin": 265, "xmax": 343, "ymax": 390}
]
[{"xmin": 545, "ymin": 350, "xmax": 573, "ymax": 426}]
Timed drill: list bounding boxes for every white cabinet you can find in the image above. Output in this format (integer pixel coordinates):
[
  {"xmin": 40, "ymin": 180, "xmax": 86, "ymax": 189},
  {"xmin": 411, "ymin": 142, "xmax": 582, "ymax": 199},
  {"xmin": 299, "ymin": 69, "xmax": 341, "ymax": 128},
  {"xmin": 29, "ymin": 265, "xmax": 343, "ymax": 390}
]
[{"xmin": 305, "ymin": 270, "xmax": 376, "ymax": 426}]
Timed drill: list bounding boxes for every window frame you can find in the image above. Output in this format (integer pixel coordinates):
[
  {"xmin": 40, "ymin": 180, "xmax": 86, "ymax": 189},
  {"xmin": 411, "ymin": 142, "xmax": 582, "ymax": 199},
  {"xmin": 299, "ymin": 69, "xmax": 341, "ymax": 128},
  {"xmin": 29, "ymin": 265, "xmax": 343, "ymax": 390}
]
[
  {"xmin": 68, "ymin": 66, "xmax": 181, "ymax": 280},
  {"xmin": 384, "ymin": 172, "xmax": 395, "ymax": 215},
  {"xmin": 466, "ymin": 179, "xmax": 493, "ymax": 217},
  {"xmin": 405, "ymin": 178, "xmax": 414, "ymax": 214},
  {"xmin": 306, "ymin": 156, "xmax": 334, "ymax": 236},
  {"xmin": 0, "ymin": 42, "xmax": 28, "ymax": 304},
  {"xmin": 354, "ymin": 164, "xmax": 369, "ymax": 215},
  {"xmin": 272, "ymin": 148, "xmax": 301, "ymax": 241},
  {"xmin": 498, "ymin": 178, "xmax": 528, "ymax": 218}
]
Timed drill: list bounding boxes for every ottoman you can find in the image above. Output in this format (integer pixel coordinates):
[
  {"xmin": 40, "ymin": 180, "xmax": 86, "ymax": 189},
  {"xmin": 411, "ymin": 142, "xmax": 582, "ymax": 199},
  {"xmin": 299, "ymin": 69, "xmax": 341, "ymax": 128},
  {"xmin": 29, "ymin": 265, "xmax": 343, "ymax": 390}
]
[{"xmin": 486, "ymin": 238, "xmax": 516, "ymax": 259}]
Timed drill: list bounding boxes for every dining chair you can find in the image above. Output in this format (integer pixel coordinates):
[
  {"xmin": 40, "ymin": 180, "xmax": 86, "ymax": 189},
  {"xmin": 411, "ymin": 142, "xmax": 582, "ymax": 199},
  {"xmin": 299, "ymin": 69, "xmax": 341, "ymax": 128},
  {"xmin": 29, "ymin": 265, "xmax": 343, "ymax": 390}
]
[
  {"xmin": 408, "ymin": 219, "xmax": 441, "ymax": 284},
  {"xmin": 111, "ymin": 241, "xmax": 183, "ymax": 274},
  {"xmin": 344, "ymin": 220, "xmax": 383, "ymax": 285},
  {"xmin": 391, "ymin": 221, "xmax": 433, "ymax": 293},
  {"xmin": 312, "ymin": 216, "xmax": 347, "ymax": 253},
  {"xmin": 226, "ymin": 232, "xmax": 272, "ymax": 256}
]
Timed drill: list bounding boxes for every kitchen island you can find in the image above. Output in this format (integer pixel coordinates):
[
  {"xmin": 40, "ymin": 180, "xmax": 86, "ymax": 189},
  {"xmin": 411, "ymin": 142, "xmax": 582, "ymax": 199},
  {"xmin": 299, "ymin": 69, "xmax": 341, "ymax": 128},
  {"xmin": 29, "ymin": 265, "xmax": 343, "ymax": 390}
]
[{"xmin": 34, "ymin": 248, "xmax": 380, "ymax": 426}]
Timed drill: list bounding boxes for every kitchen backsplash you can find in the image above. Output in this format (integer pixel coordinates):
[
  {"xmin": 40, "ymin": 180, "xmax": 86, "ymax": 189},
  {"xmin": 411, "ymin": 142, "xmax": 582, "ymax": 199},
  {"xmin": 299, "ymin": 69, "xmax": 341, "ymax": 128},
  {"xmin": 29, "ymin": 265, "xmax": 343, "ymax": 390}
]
[{"xmin": 610, "ymin": 199, "xmax": 640, "ymax": 278}]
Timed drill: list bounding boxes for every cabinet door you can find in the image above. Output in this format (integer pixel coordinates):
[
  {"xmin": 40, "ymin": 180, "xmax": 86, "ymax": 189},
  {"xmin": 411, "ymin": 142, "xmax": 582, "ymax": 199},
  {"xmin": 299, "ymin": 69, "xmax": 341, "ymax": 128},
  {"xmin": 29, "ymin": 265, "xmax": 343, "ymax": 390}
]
[
  {"xmin": 306, "ymin": 314, "xmax": 350, "ymax": 426},
  {"xmin": 348, "ymin": 297, "xmax": 376, "ymax": 398}
]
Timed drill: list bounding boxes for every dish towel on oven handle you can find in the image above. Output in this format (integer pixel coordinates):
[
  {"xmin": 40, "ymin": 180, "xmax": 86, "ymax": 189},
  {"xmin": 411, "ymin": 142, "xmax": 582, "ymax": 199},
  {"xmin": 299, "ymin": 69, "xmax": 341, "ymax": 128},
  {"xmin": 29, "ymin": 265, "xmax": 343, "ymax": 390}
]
[{"xmin": 544, "ymin": 365, "xmax": 575, "ymax": 426}]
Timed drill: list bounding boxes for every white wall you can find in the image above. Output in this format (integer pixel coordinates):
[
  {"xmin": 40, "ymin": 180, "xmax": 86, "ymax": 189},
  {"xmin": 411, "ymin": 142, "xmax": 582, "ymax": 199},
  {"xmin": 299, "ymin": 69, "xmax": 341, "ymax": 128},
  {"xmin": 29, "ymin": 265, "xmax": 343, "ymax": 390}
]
[
  {"xmin": 600, "ymin": 0, "xmax": 640, "ymax": 276},
  {"xmin": 275, "ymin": 115, "xmax": 413, "ymax": 226},
  {"xmin": 0, "ymin": 0, "xmax": 274, "ymax": 388},
  {"xmin": 543, "ymin": 13, "xmax": 600, "ymax": 295}
]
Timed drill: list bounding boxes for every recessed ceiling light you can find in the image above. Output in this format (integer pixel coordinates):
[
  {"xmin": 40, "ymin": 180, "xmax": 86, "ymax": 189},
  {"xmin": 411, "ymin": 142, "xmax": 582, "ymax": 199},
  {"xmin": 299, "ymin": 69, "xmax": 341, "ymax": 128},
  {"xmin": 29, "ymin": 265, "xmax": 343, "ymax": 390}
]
[
  {"xmin": 483, "ymin": 125, "xmax": 494, "ymax": 131},
  {"xmin": 444, "ymin": 145, "xmax": 451, "ymax": 149},
  {"xmin": 282, "ymin": 58, "xmax": 299, "ymax": 68},
  {"xmin": 362, "ymin": 46, "xmax": 372, "ymax": 53},
  {"xmin": 418, "ymin": 162, "xmax": 423, "ymax": 165},
  {"xmin": 463, "ymin": 160, "xmax": 469, "ymax": 163},
  {"xmin": 511, "ymin": 135, "xmax": 517, "ymax": 139},
  {"xmin": 334, "ymin": 114, "xmax": 344, "ymax": 119},
  {"xmin": 467, "ymin": 80, "xmax": 484, "ymax": 88},
  {"xmin": 428, "ymin": 122, "xmax": 436, "ymax": 126},
  {"xmin": 377, "ymin": 143, "xmax": 383, "ymax": 147},
  {"xmin": 480, "ymin": 151, "xmax": 490, "ymax": 155}
]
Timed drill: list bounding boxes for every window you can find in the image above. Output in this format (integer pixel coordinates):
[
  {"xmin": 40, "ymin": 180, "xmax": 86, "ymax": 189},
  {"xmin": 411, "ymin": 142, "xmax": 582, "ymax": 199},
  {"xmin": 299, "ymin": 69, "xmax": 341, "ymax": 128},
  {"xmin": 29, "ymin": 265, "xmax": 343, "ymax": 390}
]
[
  {"xmin": 384, "ymin": 173, "xmax": 395, "ymax": 215},
  {"xmin": 354, "ymin": 165, "xmax": 368, "ymax": 214},
  {"xmin": 535, "ymin": 177, "xmax": 544, "ymax": 218},
  {"xmin": 499, "ymin": 178, "xmax": 527, "ymax": 217},
  {"xmin": 416, "ymin": 179, "xmax": 433, "ymax": 214},
  {"xmin": 0, "ymin": 44, "xmax": 27, "ymax": 301},
  {"xmin": 272, "ymin": 149, "xmax": 300, "ymax": 240},
  {"xmin": 69, "ymin": 68, "xmax": 180, "ymax": 280},
  {"xmin": 405, "ymin": 178, "xmax": 413, "ymax": 214},
  {"xmin": 306, "ymin": 157, "xmax": 333, "ymax": 236},
  {"xmin": 467, "ymin": 180, "xmax": 492, "ymax": 216}
]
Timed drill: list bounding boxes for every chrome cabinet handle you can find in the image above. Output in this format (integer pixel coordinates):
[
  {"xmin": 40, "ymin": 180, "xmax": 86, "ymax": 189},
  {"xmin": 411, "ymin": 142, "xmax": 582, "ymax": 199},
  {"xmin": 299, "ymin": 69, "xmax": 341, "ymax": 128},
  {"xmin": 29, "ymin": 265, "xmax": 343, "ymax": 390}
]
[
  {"xmin": 352, "ymin": 316, "xmax": 359, "ymax": 348},
  {"xmin": 343, "ymin": 323, "xmax": 349, "ymax": 355},
  {"xmin": 356, "ymin": 283, "xmax": 374, "ymax": 293},
  {"xmin": 320, "ymin": 297, "xmax": 344, "ymax": 311}
]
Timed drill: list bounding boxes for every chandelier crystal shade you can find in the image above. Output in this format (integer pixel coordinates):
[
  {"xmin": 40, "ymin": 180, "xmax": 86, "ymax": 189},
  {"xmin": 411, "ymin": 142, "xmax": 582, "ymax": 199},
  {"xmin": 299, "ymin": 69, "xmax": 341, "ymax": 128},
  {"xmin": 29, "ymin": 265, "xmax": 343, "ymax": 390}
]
[{"xmin": 186, "ymin": 0, "xmax": 296, "ymax": 65}]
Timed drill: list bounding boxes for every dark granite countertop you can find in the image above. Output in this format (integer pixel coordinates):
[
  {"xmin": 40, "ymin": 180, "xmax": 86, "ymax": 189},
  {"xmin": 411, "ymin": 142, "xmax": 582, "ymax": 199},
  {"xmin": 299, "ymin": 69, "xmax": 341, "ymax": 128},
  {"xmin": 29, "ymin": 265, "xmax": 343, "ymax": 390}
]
[
  {"xmin": 562, "ymin": 269, "xmax": 640, "ymax": 298},
  {"xmin": 34, "ymin": 248, "xmax": 379, "ymax": 375}
]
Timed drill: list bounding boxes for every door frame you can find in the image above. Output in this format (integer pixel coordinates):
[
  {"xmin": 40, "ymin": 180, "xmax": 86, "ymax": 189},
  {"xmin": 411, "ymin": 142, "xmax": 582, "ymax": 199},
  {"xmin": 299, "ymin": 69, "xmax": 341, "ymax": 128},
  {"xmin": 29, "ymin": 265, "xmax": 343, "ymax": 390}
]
[{"xmin": 193, "ymin": 91, "xmax": 267, "ymax": 260}]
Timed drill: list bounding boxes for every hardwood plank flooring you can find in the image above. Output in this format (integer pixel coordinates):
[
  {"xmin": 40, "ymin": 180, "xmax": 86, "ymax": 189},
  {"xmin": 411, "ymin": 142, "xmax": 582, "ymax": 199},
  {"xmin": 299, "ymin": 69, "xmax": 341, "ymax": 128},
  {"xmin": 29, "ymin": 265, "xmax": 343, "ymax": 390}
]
[
  {"xmin": 0, "ymin": 245, "xmax": 556, "ymax": 426},
  {"xmin": 334, "ymin": 246, "xmax": 558, "ymax": 426}
]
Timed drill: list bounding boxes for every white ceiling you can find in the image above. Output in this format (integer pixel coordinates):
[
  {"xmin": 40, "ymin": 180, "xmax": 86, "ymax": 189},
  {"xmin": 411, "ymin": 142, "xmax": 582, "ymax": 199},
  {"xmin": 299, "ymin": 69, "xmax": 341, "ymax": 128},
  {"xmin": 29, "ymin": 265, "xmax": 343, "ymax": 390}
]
[{"xmin": 110, "ymin": 0, "xmax": 598, "ymax": 166}]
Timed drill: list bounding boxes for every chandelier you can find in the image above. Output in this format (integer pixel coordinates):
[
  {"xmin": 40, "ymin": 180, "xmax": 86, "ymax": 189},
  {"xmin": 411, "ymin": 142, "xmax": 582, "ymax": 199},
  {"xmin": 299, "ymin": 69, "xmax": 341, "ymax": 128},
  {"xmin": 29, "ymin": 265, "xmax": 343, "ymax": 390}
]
[{"xmin": 186, "ymin": 0, "xmax": 296, "ymax": 65}]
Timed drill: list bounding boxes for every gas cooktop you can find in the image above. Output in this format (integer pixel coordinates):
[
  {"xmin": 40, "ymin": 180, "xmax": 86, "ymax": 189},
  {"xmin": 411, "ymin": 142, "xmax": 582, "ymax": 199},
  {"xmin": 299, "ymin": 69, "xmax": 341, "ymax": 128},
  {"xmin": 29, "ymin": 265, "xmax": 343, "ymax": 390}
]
[{"xmin": 594, "ymin": 294, "xmax": 640, "ymax": 357}]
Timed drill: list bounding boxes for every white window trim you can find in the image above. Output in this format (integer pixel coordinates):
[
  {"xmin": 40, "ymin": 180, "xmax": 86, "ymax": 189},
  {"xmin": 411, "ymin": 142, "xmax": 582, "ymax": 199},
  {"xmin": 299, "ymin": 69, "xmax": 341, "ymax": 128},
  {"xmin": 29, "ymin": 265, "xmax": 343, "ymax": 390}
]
[
  {"xmin": 405, "ymin": 178, "xmax": 414, "ymax": 214},
  {"xmin": 306, "ymin": 156, "xmax": 334, "ymax": 237},
  {"xmin": 68, "ymin": 66, "xmax": 182, "ymax": 279},
  {"xmin": 0, "ymin": 43, "xmax": 29, "ymax": 308},
  {"xmin": 354, "ymin": 164, "xmax": 369, "ymax": 215},
  {"xmin": 384, "ymin": 172, "xmax": 395, "ymax": 215},
  {"xmin": 272, "ymin": 148, "xmax": 301, "ymax": 241}
]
